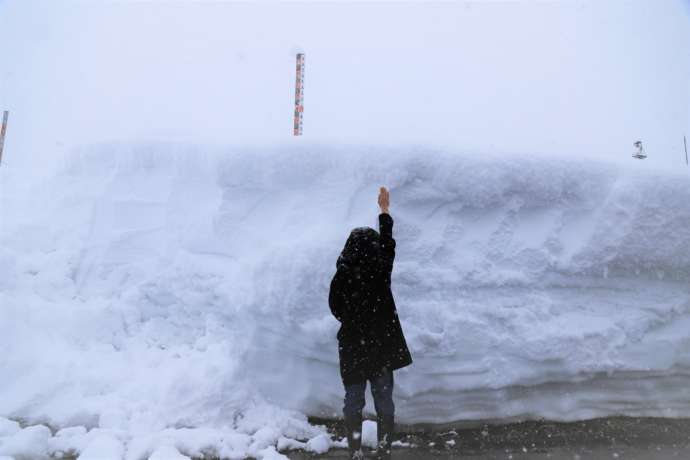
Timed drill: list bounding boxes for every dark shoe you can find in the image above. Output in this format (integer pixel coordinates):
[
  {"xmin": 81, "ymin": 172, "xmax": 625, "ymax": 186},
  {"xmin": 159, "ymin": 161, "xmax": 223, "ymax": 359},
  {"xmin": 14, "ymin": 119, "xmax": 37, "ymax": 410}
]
[
  {"xmin": 375, "ymin": 414, "xmax": 394, "ymax": 459},
  {"xmin": 345, "ymin": 414, "xmax": 364, "ymax": 460}
]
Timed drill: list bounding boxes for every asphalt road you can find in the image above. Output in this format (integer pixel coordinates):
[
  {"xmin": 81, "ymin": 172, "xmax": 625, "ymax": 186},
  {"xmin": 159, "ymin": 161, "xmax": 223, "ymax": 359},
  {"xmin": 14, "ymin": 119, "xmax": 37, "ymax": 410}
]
[{"xmin": 288, "ymin": 417, "xmax": 690, "ymax": 460}]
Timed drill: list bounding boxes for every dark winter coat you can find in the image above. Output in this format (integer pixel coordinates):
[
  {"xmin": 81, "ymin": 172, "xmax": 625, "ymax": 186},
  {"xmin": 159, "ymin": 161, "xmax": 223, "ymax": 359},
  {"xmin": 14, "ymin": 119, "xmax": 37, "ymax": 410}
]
[{"xmin": 328, "ymin": 213, "xmax": 413, "ymax": 385}]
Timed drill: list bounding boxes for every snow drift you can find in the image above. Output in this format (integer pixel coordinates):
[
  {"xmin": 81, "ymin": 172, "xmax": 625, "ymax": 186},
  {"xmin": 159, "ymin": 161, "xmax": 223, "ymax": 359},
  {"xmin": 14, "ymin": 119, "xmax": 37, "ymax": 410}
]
[{"xmin": 1, "ymin": 143, "xmax": 690, "ymax": 458}]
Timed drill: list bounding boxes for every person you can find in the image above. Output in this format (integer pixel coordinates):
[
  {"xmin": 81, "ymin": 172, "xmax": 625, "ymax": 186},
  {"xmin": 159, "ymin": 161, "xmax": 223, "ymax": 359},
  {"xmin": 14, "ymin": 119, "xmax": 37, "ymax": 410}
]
[{"xmin": 328, "ymin": 186, "xmax": 413, "ymax": 460}]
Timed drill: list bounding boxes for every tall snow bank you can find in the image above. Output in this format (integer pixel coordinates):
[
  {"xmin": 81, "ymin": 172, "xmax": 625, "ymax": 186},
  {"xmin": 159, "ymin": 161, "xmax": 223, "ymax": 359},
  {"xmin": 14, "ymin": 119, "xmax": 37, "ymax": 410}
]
[{"xmin": 1, "ymin": 143, "xmax": 690, "ymax": 452}]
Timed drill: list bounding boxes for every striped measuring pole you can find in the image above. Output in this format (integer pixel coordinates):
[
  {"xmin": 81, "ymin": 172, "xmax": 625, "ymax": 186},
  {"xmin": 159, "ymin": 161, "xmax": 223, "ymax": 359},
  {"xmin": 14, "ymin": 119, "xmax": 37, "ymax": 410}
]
[
  {"xmin": 0, "ymin": 111, "xmax": 8, "ymax": 165},
  {"xmin": 293, "ymin": 53, "xmax": 305, "ymax": 136}
]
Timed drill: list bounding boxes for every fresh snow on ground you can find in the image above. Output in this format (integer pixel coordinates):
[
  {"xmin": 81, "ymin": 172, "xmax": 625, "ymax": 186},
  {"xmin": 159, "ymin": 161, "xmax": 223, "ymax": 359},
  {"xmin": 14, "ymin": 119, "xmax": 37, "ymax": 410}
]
[{"xmin": 1, "ymin": 143, "xmax": 690, "ymax": 458}]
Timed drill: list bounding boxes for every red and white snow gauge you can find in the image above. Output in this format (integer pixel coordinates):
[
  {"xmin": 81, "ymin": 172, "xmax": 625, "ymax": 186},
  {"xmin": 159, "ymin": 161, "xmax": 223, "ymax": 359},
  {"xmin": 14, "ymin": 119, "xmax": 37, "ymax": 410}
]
[{"xmin": 293, "ymin": 53, "xmax": 305, "ymax": 136}]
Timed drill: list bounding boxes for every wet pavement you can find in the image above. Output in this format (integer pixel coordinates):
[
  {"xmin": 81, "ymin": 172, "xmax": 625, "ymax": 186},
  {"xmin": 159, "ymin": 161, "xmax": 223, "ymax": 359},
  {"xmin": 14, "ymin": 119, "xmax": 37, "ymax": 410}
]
[{"xmin": 288, "ymin": 417, "xmax": 690, "ymax": 459}]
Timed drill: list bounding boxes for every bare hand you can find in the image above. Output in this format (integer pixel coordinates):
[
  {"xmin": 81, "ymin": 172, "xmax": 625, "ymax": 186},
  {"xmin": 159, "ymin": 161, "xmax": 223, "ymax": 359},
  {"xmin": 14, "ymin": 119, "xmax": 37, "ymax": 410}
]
[{"xmin": 378, "ymin": 186, "xmax": 390, "ymax": 214}]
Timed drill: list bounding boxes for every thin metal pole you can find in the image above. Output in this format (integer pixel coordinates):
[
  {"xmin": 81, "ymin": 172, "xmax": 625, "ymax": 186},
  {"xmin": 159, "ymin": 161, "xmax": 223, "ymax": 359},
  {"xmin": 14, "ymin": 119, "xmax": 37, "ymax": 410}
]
[
  {"xmin": 685, "ymin": 135, "xmax": 688, "ymax": 166},
  {"xmin": 0, "ymin": 111, "xmax": 8, "ymax": 165}
]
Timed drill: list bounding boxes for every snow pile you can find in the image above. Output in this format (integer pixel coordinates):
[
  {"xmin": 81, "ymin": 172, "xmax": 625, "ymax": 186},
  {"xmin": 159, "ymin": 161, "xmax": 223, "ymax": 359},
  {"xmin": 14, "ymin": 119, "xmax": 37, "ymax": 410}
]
[
  {"xmin": 0, "ymin": 415, "xmax": 335, "ymax": 459},
  {"xmin": 2, "ymin": 143, "xmax": 690, "ymax": 458}
]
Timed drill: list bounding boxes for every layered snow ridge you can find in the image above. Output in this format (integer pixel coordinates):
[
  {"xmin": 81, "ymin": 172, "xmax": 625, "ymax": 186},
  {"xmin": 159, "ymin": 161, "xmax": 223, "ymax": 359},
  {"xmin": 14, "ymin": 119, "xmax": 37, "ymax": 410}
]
[{"xmin": 1, "ymin": 143, "xmax": 690, "ymax": 458}]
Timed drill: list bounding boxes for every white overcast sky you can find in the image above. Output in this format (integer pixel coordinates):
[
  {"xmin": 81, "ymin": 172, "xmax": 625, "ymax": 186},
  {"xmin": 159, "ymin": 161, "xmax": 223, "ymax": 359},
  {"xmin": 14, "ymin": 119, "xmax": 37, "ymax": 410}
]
[{"xmin": 0, "ymin": 0, "xmax": 688, "ymax": 169}]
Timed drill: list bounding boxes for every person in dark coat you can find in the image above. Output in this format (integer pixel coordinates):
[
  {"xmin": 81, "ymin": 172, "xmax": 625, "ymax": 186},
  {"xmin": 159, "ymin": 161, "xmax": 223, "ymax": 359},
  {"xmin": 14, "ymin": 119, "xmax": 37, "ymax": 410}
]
[{"xmin": 329, "ymin": 186, "xmax": 413, "ymax": 460}]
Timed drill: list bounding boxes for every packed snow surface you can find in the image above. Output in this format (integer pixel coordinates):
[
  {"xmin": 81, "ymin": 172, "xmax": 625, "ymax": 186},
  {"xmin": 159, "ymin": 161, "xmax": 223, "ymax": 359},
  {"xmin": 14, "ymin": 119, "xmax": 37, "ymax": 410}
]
[{"xmin": 1, "ymin": 143, "xmax": 690, "ymax": 458}]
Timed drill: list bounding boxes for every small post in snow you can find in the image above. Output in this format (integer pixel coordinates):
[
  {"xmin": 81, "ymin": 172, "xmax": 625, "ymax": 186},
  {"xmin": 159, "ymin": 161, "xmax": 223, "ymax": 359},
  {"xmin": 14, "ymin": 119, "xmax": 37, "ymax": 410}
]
[
  {"xmin": 632, "ymin": 140, "xmax": 646, "ymax": 159},
  {"xmin": 684, "ymin": 135, "xmax": 688, "ymax": 166},
  {"xmin": 0, "ymin": 111, "xmax": 8, "ymax": 165},
  {"xmin": 293, "ymin": 53, "xmax": 305, "ymax": 136}
]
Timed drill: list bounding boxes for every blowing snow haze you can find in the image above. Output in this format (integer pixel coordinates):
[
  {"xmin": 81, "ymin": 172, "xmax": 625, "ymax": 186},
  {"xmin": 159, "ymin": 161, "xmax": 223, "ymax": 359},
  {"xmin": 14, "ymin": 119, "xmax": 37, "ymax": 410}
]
[
  {"xmin": 0, "ymin": 0, "xmax": 688, "ymax": 169},
  {"xmin": 2, "ymin": 1, "xmax": 690, "ymax": 459}
]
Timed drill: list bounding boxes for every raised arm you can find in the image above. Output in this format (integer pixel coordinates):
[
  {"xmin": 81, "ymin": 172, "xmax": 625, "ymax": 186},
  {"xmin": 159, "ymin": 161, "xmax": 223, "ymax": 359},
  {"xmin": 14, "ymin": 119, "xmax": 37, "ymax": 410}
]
[{"xmin": 378, "ymin": 187, "xmax": 396, "ymax": 280}]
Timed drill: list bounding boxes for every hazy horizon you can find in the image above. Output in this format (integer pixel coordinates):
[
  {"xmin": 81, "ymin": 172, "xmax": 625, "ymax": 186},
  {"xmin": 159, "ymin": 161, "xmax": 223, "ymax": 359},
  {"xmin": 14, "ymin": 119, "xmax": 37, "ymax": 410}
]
[{"xmin": 1, "ymin": 0, "xmax": 688, "ymax": 170}]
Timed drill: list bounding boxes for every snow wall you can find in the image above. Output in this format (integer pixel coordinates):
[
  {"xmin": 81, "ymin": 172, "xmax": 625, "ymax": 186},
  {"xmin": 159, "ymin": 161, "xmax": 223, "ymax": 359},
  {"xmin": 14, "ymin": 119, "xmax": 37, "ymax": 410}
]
[{"xmin": 2, "ymin": 143, "xmax": 690, "ymax": 437}]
